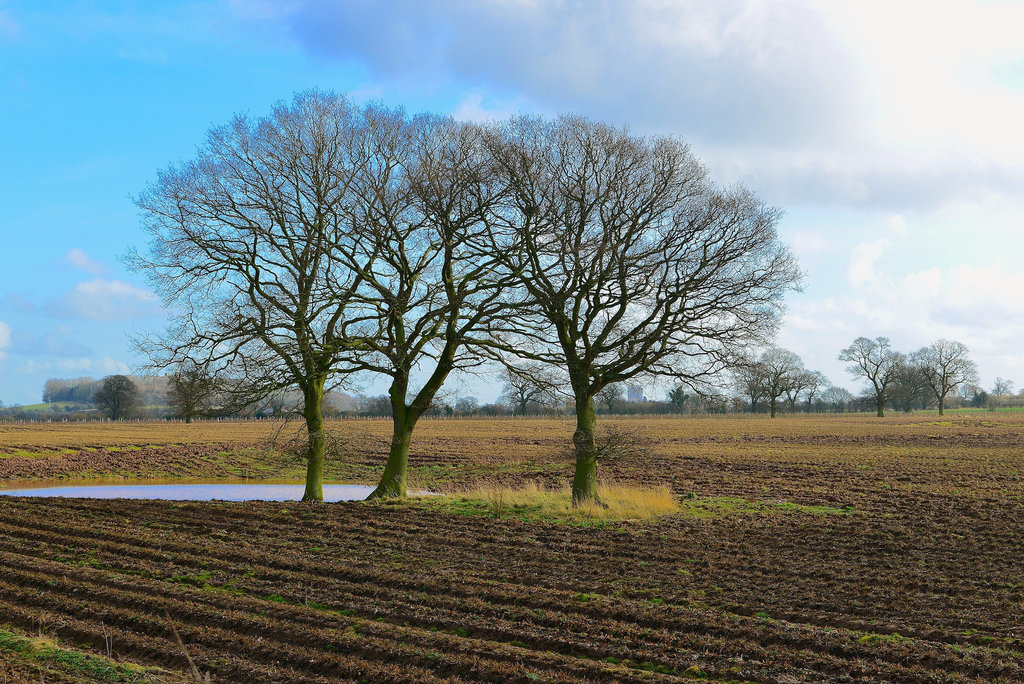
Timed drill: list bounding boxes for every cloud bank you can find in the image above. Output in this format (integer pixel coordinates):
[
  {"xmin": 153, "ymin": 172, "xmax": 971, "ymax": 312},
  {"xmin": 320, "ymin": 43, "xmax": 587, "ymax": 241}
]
[{"xmin": 256, "ymin": 0, "xmax": 1024, "ymax": 211}]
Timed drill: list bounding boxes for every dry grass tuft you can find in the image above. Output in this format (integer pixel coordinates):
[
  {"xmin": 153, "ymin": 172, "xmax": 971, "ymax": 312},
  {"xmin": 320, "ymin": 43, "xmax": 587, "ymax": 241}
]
[{"xmin": 444, "ymin": 480, "xmax": 679, "ymax": 523}]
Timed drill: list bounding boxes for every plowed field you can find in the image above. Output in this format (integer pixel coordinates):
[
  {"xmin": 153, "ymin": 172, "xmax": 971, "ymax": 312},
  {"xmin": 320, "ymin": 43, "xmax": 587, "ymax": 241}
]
[{"xmin": 1, "ymin": 413, "xmax": 1023, "ymax": 682}]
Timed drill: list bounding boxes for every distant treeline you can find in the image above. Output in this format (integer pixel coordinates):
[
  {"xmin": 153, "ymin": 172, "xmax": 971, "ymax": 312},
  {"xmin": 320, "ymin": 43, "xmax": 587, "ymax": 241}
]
[{"xmin": 42, "ymin": 376, "xmax": 168, "ymax": 407}]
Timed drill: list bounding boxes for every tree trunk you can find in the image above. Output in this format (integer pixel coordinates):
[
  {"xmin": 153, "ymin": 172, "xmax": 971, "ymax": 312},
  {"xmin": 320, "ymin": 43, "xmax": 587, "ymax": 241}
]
[
  {"xmin": 770, "ymin": 397, "xmax": 777, "ymax": 418},
  {"xmin": 301, "ymin": 380, "xmax": 326, "ymax": 502},
  {"xmin": 368, "ymin": 376, "xmax": 423, "ymax": 500},
  {"xmin": 938, "ymin": 395, "xmax": 945, "ymax": 416},
  {"xmin": 876, "ymin": 398, "xmax": 885, "ymax": 418},
  {"xmin": 368, "ymin": 416, "xmax": 416, "ymax": 499},
  {"xmin": 185, "ymin": 415, "xmax": 192, "ymax": 424},
  {"xmin": 571, "ymin": 394, "xmax": 599, "ymax": 506}
]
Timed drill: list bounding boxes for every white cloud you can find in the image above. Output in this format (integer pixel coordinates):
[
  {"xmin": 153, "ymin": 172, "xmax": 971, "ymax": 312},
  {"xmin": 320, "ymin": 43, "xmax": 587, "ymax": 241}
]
[
  {"xmin": 48, "ymin": 279, "xmax": 160, "ymax": 321},
  {"xmin": 64, "ymin": 247, "xmax": 104, "ymax": 274},
  {"xmin": 0, "ymin": 320, "xmax": 10, "ymax": 359},
  {"xmin": 847, "ymin": 239, "xmax": 889, "ymax": 287},
  {"xmin": 779, "ymin": 260, "xmax": 1024, "ymax": 393},
  {"xmin": 261, "ymin": 0, "xmax": 1024, "ymax": 212},
  {"xmin": 452, "ymin": 93, "xmax": 519, "ymax": 123}
]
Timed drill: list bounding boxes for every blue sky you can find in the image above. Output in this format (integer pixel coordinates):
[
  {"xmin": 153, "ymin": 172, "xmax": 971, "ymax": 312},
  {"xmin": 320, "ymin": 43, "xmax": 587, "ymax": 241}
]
[{"xmin": 2, "ymin": 0, "xmax": 1023, "ymax": 405}]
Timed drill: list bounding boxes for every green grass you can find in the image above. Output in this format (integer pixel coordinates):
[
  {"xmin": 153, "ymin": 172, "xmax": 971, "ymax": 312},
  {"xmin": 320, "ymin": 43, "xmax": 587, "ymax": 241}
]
[
  {"xmin": 0, "ymin": 626, "xmax": 174, "ymax": 682},
  {"xmin": 677, "ymin": 495, "xmax": 853, "ymax": 518}
]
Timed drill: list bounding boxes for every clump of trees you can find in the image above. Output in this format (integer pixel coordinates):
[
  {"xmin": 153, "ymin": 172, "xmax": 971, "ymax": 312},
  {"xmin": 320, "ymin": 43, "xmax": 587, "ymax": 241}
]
[
  {"xmin": 839, "ymin": 337, "xmax": 979, "ymax": 416},
  {"xmin": 732, "ymin": 348, "xmax": 829, "ymax": 417},
  {"xmin": 130, "ymin": 91, "xmax": 802, "ymax": 505}
]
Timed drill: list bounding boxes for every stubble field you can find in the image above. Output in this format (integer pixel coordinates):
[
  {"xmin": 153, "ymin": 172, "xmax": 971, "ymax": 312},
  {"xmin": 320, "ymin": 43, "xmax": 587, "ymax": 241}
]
[{"xmin": 1, "ymin": 413, "xmax": 1023, "ymax": 682}]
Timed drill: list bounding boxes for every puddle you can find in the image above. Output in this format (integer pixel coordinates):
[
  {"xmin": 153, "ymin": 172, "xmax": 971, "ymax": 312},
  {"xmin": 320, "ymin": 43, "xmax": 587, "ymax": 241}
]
[{"xmin": 0, "ymin": 479, "xmax": 381, "ymax": 502}]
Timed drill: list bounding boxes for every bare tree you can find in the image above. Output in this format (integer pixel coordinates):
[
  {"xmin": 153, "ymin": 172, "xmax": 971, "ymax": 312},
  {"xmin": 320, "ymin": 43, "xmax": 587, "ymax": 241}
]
[
  {"xmin": 129, "ymin": 91, "xmax": 368, "ymax": 501},
  {"xmin": 486, "ymin": 115, "xmax": 800, "ymax": 504},
  {"xmin": 167, "ymin": 363, "xmax": 217, "ymax": 423},
  {"xmin": 912, "ymin": 339, "xmax": 978, "ymax": 415},
  {"xmin": 757, "ymin": 347, "xmax": 804, "ymax": 417},
  {"xmin": 992, "ymin": 377, "xmax": 1015, "ymax": 397},
  {"xmin": 820, "ymin": 385, "xmax": 854, "ymax": 412},
  {"xmin": 838, "ymin": 337, "xmax": 905, "ymax": 417},
  {"xmin": 335, "ymin": 110, "xmax": 510, "ymax": 499},
  {"xmin": 499, "ymin": 364, "xmax": 560, "ymax": 415},
  {"xmin": 93, "ymin": 375, "xmax": 139, "ymax": 420},
  {"xmin": 889, "ymin": 358, "xmax": 930, "ymax": 413},
  {"xmin": 734, "ymin": 361, "xmax": 769, "ymax": 413},
  {"xmin": 596, "ymin": 384, "xmax": 624, "ymax": 413},
  {"xmin": 800, "ymin": 370, "xmax": 829, "ymax": 412}
]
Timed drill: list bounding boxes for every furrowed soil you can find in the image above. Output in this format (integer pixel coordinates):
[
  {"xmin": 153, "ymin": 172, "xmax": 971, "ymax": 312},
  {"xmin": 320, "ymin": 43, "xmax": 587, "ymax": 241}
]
[{"xmin": 1, "ymin": 414, "xmax": 1023, "ymax": 682}]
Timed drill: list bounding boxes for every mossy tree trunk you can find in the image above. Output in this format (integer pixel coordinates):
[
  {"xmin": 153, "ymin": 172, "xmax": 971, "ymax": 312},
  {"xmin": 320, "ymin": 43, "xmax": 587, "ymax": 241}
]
[
  {"xmin": 367, "ymin": 380, "xmax": 419, "ymax": 499},
  {"xmin": 571, "ymin": 392, "xmax": 599, "ymax": 506},
  {"xmin": 301, "ymin": 378, "xmax": 326, "ymax": 502}
]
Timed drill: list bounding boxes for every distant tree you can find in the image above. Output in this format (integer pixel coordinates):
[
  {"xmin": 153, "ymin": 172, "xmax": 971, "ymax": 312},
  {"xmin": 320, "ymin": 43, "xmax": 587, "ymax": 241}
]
[
  {"xmin": 167, "ymin": 364, "xmax": 217, "ymax": 423},
  {"xmin": 454, "ymin": 397, "xmax": 479, "ymax": 414},
  {"xmin": 839, "ymin": 337, "xmax": 905, "ymax": 417},
  {"xmin": 499, "ymin": 365, "xmax": 560, "ymax": 415},
  {"xmin": 359, "ymin": 395, "xmax": 393, "ymax": 417},
  {"xmin": 889, "ymin": 358, "xmax": 931, "ymax": 413},
  {"xmin": 912, "ymin": 340, "xmax": 978, "ymax": 416},
  {"xmin": 783, "ymin": 367, "xmax": 826, "ymax": 413},
  {"xmin": 734, "ymin": 361, "xmax": 769, "ymax": 413},
  {"xmin": 992, "ymin": 377, "xmax": 1016, "ymax": 397},
  {"xmin": 43, "ymin": 377, "xmax": 100, "ymax": 404},
  {"xmin": 93, "ymin": 375, "xmax": 140, "ymax": 420},
  {"xmin": 596, "ymin": 384, "xmax": 624, "ymax": 414},
  {"xmin": 820, "ymin": 385, "xmax": 855, "ymax": 412},
  {"xmin": 667, "ymin": 386, "xmax": 690, "ymax": 413},
  {"xmin": 756, "ymin": 348, "xmax": 805, "ymax": 418},
  {"xmin": 801, "ymin": 370, "xmax": 829, "ymax": 411}
]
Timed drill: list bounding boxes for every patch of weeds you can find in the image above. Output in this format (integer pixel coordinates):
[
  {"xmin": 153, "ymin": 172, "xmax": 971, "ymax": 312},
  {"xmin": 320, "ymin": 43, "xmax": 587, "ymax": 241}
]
[
  {"xmin": 682, "ymin": 665, "xmax": 709, "ymax": 679},
  {"xmin": 858, "ymin": 632, "xmax": 905, "ymax": 645},
  {"xmin": 0, "ymin": 627, "xmax": 165, "ymax": 682}
]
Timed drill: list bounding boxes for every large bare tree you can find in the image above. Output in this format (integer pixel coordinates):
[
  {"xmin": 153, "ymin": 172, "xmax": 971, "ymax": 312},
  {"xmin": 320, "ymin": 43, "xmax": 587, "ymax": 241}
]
[
  {"xmin": 912, "ymin": 339, "xmax": 978, "ymax": 415},
  {"xmin": 129, "ymin": 91, "xmax": 371, "ymax": 501},
  {"xmin": 336, "ymin": 109, "xmax": 510, "ymax": 499},
  {"xmin": 486, "ymin": 115, "xmax": 801, "ymax": 505},
  {"xmin": 838, "ymin": 336, "xmax": 905, "ymax": 417}
]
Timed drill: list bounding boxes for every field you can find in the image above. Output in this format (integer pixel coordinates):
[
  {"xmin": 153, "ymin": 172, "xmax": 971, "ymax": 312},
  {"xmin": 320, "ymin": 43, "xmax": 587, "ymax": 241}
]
[{"xmin": 1, "ymin": 414, "xmax": 1024, "ymax": 682}]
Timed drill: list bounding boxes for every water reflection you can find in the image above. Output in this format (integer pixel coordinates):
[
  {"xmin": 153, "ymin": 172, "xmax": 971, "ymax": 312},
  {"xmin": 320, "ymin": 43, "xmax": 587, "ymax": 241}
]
[{"xmin": 0, "ymin": 480, "xmax": 377, "ymax": 502}]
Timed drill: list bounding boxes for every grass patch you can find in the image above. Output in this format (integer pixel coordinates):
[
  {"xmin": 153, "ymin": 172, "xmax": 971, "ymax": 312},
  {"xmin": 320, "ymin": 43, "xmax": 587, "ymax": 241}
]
[
  {"xmin": 677, "ymin": 495, "xmax": 853, "ymax": 518},
  {"xmin": 0, "ymin": 627, "xmax": 173, "ymax": 682},
  {"xmin": 413, "ymin": 481, "xmax": 680, "ymax": 524}
]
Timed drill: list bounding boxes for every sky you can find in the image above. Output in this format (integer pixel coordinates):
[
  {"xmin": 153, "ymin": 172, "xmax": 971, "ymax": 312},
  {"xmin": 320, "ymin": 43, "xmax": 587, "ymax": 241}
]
[{"xmin": 1, "ymin": 0, "xmax": 1023, "ymax": 406}]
